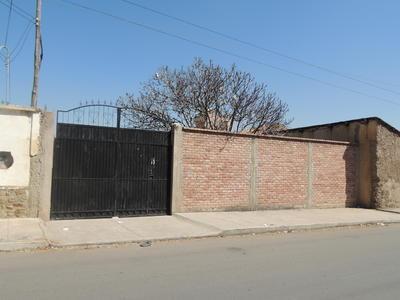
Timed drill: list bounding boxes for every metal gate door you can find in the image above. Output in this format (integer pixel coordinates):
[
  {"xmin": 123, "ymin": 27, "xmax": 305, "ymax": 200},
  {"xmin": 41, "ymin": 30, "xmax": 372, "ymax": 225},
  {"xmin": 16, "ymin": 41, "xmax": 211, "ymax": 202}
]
[{"xmin": 50, "ymin": 105, "xmax": 172, "ymax": 219}]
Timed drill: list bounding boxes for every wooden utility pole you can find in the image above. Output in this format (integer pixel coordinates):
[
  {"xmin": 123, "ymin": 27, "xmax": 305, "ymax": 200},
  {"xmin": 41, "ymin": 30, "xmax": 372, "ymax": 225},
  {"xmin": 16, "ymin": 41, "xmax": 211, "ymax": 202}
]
[{"xmin": 31, "ymin": 0, "xmax": 42, "ymax": 108}]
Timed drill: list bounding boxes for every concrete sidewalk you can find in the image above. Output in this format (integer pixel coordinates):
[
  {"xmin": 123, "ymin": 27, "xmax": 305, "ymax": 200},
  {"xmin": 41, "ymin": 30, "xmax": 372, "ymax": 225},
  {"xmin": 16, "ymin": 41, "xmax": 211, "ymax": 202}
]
[
  {"xmin": 2, "ymin": 208, "xmax": 400, "ymax": 252},
  {"xmin": 44, "ymin": 215, "xmax": 219, "ymax": 247},
  {"xmin": 0, "ymin": 218, "xmax": 48, "ymax": 251},
  {"xmin": 176, "ymin": 208, "xmax": 400, "ymax": 235}
]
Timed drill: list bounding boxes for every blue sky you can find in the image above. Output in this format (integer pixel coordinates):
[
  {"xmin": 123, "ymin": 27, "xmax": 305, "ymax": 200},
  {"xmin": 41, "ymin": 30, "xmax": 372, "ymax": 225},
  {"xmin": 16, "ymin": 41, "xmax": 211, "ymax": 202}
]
[{"xmin": 1, "ymin": 0, "xmax": 400, "ymax": 128}]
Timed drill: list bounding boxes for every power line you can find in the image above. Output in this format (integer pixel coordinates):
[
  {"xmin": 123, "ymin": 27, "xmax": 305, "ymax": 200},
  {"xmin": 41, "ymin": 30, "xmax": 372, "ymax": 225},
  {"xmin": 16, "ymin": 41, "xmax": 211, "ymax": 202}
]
[
  {"xmin": 56, "ymin": 0, "xmax": 400, "ymax": 106},
  {"xmin": 11, "ymin": 21, "xmax": 32, "ymax": 54},
  {"xmin": 0, "ymin": 0, "xmax": 34, "ymax": 23},
  {"xmin": 4, "ymin": 0, "xmax": 13, "ymax": 45},
  {"xmin": 119, "ymin": 0, "xmax": 400, "ymax": 97},
  {"xmin": 353, "ymin": 76, "xmax": 400, "ymax": 89},
  {"xmin": 0, "ymin": 0, "xmax": 34, "ymax": 61},
  {"xmin": 4, "ymin": 0, "xmax": 35, "ymax": 19},
  {"xmin": 10, "ymin": 21, "xmax": 33, "ymax": 62}
]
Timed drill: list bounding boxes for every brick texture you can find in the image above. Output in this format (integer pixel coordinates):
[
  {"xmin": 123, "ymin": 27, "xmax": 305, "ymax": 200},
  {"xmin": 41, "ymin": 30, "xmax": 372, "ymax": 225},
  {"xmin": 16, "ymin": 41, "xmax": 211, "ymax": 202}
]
[
  {"xmin": 257, "ymin": 140, "xmax": 308, "ymax": 209},
  {"xmin": 182, "ymin": 131, "xmax": 251, "ymax": 212},
  {"xmin": 312, "ymin": 144, "xmax": 357, "ymax": 208},
  {"xmin": 180, "ymin": 129, "xmax": 357, "ymax": 212}
]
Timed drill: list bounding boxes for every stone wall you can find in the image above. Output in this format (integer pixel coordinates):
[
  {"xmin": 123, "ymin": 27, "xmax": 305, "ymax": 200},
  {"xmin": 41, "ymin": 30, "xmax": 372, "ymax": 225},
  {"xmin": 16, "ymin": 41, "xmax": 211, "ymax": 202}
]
[
  {"xmin": 0, "ymin": 188, "xmax": 29, "ymax": 218},
  {"xmin": 173, "ymin": 127, "xmax": 357, "ymax": 213},
  {"xmin": 375, "ymin": 125, "xmax": 400, "ymax": 208}
]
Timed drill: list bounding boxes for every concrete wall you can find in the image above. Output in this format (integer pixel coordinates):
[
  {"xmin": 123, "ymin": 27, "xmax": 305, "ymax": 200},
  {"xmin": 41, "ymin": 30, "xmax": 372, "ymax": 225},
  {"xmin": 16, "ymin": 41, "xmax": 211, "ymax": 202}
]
[
  {"xmin": 0, "ymin": 105, "xmax": 54, "ymax": 218},
  {"xmin": 0, "ymin": 107, "xmax": 40, "ymax": 187},
  {"xmin": 172, "ymin": 126, "xmax": 357, "ymax": 213},
  {"xmin": 375, "ymin": 125, "xmax": 400, "ymax": 208},
  {"xmin": 286, "ymin": 118, "xmax": 400, "ymax": 209}
]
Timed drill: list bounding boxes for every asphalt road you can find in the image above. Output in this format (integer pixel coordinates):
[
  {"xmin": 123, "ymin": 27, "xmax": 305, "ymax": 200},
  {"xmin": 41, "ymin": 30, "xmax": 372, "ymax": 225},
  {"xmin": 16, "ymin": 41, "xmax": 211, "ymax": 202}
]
[{"xmin": 2, "ymin": 225, "xmax": 400, "ymax": 300}]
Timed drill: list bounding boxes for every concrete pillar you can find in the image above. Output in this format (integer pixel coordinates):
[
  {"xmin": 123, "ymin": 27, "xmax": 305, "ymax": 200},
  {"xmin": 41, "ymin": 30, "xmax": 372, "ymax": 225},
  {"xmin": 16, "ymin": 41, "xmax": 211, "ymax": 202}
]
[
  {"xmin": 170, "ymin": 123, "xmax": 183, "ymax": 214},
  {"xmin": 306, "ymin": 143, "xmax": 314, "ymax": 208},
  {"xmin": 249, "ymin": 138, "xmax": 257, "ymax": 210},
  {"xmin": 37, "ymin": 112, "xmax": 55, "ymax": 220}
]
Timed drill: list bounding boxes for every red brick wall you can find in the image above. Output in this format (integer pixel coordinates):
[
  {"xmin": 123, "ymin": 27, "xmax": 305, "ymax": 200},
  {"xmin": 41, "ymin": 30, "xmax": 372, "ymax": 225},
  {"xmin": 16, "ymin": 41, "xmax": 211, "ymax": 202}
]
[
  {"xmin": 181, "ymin": 131, "xmax": 252, "ymax": 212},
  {"xmin": 180, "ymin": 128, "xmax": 357, "ymax": 212},
  {"xmin": 312, "ymin": 143, "xmax": 357, "ymax": 208},
  {"xmin": 257, "ymin": 140, "xmax": 308, "ymax": 209}
]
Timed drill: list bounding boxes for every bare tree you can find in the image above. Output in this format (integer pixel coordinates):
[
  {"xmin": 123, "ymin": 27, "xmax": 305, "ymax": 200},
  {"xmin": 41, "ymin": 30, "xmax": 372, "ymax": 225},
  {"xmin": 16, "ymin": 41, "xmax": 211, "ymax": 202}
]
[{"xmin": 118, "ymin": 58, "xmax": 291, "ymax": 134}]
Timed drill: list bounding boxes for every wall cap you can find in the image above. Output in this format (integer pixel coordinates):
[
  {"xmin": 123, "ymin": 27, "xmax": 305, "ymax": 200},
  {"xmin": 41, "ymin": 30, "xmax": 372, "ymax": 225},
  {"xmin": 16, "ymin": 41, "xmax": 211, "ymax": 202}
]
[
  {"xmin": 0, "ymin": 186, "xmax": 29, "ymax": 189},
  {"xmin": 0, "ymin": 104, "xmax": 39, "ymax": 113},
  {"xmin": 172, "ymin": 123, "xmax": 183, "ymax": 130},
  {"xmin": 182, "ymin": 127, "xmax": 353, "ymax": 145}
]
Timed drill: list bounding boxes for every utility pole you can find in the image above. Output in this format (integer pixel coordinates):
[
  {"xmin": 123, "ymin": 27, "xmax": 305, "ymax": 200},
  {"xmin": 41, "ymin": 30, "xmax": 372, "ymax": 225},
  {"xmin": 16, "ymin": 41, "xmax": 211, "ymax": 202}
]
[
  {"xmin": 31, "ymin": 0, "xmax": 42, "ymax": 108},
  {"xmin": 0, "ymin": 45, "xmax": 11, "ymax": 104}
]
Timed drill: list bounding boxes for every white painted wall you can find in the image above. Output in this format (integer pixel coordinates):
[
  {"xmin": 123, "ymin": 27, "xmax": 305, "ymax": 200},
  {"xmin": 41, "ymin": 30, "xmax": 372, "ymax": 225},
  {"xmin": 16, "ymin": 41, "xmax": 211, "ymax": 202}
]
[{"xmin": 0, "ymin": 106, "xmax": 41, "ymax": 187}]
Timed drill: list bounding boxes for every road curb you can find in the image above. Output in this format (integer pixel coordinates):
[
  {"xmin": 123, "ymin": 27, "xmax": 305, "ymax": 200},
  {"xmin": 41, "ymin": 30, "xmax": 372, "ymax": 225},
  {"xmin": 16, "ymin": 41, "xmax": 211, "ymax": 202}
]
[
  {"xmin": 2, "ymin": 219, "xmax": 400, "ymax": 252},
  {"xmin": 219, "ymin": 220, "xmax": 400, "ymax": 236},
  {"xmin": 46, "ymin": 232, "xmax": 222, "ymax": 250},
  {"xmin": 0, "ymin": 241, "xmax": 50, "ymax": 253},
  {"xmin": 376, "ymin": 209, "xmax": 400, "ymax": 215}
]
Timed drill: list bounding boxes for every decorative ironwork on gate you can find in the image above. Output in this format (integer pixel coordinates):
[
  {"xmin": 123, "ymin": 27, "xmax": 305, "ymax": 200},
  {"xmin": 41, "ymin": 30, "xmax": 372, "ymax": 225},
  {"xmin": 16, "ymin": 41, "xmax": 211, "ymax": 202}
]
[{"xmin": 56, "ymin": 102, "xmax": 135, "ymax": 129}]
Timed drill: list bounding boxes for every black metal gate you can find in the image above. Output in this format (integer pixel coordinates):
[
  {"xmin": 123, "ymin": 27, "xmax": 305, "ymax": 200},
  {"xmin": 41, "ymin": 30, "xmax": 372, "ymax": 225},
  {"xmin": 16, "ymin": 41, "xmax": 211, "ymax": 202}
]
[{"xmin": 50, "ymin": 104, "xmax": 172, "ymax": 219}]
